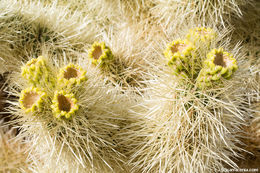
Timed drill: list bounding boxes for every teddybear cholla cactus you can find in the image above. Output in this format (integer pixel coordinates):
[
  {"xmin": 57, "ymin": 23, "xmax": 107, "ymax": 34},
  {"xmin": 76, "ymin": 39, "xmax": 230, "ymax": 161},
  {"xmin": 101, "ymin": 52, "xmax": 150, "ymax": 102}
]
[
  {"xmin": 8, "ymin": 54, "xmax": 130, "ymax": 172},
  {"xmin": 151, "ymin": 0, "xmax": 249, "ymax": 29},
  {"xmin": 197, "ymin": 48, "xmax": 238, "ymax": 89},
  {"xmin": 163, "ymin": 27, "xmax": 238, "ymax": 87},
  {"xmin": 163, "ymin": 28, "xmax": 219, "ymax": 80},
  {"xmin": 121, "ymin": 27, "xmax": 255, "ymax": 173},
  {"xmin": 88, "ymin": 40, "xmax": 147, "ymax": 89}
]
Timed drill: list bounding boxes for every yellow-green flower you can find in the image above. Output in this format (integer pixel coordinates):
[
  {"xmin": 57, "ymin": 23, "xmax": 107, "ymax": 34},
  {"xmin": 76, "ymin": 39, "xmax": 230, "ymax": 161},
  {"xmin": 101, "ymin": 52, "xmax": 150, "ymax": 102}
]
[
  {"xmin": 164, "ymin": 39, "xmax": 195, "ymax": 75},
  {"xmin": 204, "ymin": 48, "xmax": 238, "ymax": 78},
  {"xmin": 197, "ymin": 48, "xmax": 238, "ymax": 89},
  {"xmin": 186, "ymin": 27, "xmax": 216, "ymax": 43},
  {"xmin": 19, "ymin": 87, "xmax": 46, "ymax": 113},
  {"xmin": 21, "ymin": 56, "xmax": 52, "ymax": 86},
  {"xmin": 51, "ymin": 90, "xmax": 79, "ymax": 119},
  {"xmin": 58, "ymin": 63, "xmax": 87, "ymax": 87},
  {"xmin": 88, "ymin": 42, "xmax": 114, "ymax": 66}
]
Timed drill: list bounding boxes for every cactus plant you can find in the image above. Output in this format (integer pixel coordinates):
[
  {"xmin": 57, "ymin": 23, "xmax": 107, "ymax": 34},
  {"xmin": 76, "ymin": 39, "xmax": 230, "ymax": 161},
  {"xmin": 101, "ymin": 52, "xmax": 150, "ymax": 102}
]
[
  {"xmin": 7, "ymin": 53, "xmax": 132, "ymax": 172},
  {"xmin": 0, "ymin": 0, "xmax": 97, "ymax": 73},
  {"xmin": 1, "ymin": 0, "xmax": 259, "ymax": 172},
  {"xmin": 86, "ymin": 36, "xmax": 148, "ymax": 90},
  {"xmin": 121, "ymin": 25, "xmax": 256, "ymax": 173}
]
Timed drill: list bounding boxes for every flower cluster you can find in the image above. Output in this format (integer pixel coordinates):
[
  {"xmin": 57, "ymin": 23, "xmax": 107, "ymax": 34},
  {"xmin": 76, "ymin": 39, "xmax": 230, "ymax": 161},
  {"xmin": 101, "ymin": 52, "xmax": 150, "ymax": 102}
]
[
  {"xmin": 164, "ymin": 27, "xmax": 238, "ymax": 89},
  {"xmin": 19, "ymin": 56, "xmax": 86, "ymax": 118}
]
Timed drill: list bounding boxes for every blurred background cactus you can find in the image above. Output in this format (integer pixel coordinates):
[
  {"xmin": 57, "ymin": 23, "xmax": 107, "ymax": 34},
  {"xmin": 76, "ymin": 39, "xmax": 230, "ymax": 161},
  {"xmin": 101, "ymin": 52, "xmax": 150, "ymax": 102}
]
[
  {"xmin": 0, "ymin": 121, "xmax": 32, "ymax": 173},
  {"xmin": 151, "ymin": 0, "xmax": 251, "ymax": 29},
  {"xmin": 0, "ymin": 0, "xmax": 259, "ymax": 172}
]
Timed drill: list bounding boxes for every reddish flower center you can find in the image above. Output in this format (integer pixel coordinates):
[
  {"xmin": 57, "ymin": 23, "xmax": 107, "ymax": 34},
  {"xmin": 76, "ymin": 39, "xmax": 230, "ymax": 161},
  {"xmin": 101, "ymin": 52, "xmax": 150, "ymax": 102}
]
[
  {"xmin": 64, "ymin": 67, "xmax": 81, "ymax": 79},
  {"xmin": 23, "ymin": 92, "xmax": 40, "ymax": 108},
  {"xmin": 171, "ymin": 43, "xmax": 188, "ymax": 54},
  {"xmin": 92, "ymin": 46, "xmax": 103, "ymax": 60},
  {"xmin": 214, "ymin": 52, "xmax": 230, "ymax": 67},
  {"xmin": 57, "ymin": 94, "xmax": 73, "ymax": 112}
]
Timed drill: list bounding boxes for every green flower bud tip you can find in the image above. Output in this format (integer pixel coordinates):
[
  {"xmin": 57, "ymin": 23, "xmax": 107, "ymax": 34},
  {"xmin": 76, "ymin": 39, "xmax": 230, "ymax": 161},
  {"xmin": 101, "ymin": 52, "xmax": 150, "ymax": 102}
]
[
  {"xmin": 88, "ymin": 41, "xmax": 113, "ymax": 66},
  {"xmin": 58, "ymin": 63, "xmax": 87, "ymax": 86},
  {"xmin": 204, "ymin": 48, "xmax": 238, "ymax": 79},
  {"xmin": 21, "ymin": 56, "xmax": 49, "ymax": 84},
  {"xmin": 186, "ymin": 27, "xmax": 216, "ymax": 42},
  {"xmin": 19, "ymin": 87, "xmax": 46, "ymax": 113},
  {"xmin": 51, "ymin": 90, "xmax": 79, "ymax": 119}
]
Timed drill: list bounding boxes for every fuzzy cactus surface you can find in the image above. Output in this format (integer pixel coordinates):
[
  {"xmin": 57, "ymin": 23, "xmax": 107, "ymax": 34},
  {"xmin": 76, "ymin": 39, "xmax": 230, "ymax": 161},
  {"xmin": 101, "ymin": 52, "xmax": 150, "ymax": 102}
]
[{"xmin": 0, "ymin": 0, "xmax": 259, "ymax": 172}]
